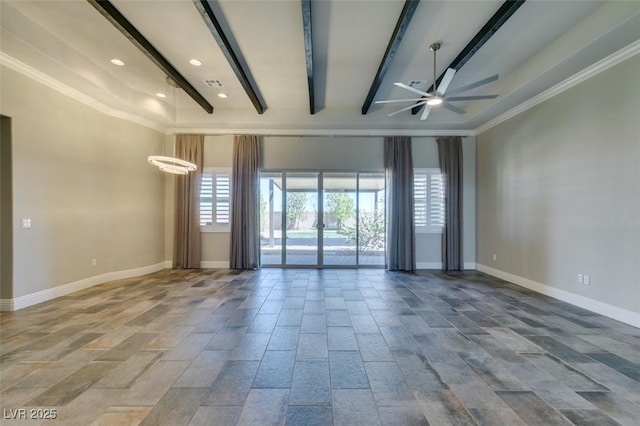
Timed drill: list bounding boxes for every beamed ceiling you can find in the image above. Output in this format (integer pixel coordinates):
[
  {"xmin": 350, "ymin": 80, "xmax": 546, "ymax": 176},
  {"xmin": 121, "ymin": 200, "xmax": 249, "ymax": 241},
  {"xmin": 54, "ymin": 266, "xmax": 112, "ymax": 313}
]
[{"xmin": 1, "ymin": 0, "xmax": 639, "ymax": 134}]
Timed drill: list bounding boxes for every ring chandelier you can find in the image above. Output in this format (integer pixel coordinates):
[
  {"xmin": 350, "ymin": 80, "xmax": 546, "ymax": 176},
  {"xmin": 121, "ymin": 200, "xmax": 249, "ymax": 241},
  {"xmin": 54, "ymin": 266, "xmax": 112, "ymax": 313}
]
[
  {"xmin": 147, "ymin": 77, "xmax": 197, "ymax": 175},
  {"xmin": 147, "ymin": 155, "xmax": 197, "ymax": 175}
]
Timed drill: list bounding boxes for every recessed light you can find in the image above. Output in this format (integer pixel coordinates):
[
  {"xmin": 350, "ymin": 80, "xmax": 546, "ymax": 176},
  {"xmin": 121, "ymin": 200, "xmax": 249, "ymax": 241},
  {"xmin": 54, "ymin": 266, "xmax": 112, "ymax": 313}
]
[
  {"xmin": 189, "ymin": 59, "xmax": 202, "ymax": 67},
  {"xmin": 156, "ymin": 93, "xmax": 167, "ymax": 98},
  {"xmin": 217, "ymin": 93, "xmax": 228, "ymax": 99},
  {"xmin": 110, "ymin": 58, "xmax": 125, "ymax": 66}
]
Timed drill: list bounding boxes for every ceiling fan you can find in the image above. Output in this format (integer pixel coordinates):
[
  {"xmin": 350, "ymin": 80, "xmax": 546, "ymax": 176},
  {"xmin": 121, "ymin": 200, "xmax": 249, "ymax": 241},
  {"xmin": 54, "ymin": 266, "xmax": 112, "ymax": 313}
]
[{"xmin": 376, "ymin": 43, "xmax": 499, "ymax": 120}]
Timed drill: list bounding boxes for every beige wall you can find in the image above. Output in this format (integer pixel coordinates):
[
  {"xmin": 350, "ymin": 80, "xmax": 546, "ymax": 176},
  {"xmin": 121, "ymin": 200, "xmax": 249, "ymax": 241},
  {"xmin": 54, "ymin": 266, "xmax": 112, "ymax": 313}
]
[
  {"xmin": 194, "ymin": 135, "xmax": 476, "ymax": 268},
  {"xmin": 476, "ymin": 55, "xmax": 640, "ymax": 314},
  {"xmin": 1, "ymin": 67, "xmax": 166, "ymax": 299}
]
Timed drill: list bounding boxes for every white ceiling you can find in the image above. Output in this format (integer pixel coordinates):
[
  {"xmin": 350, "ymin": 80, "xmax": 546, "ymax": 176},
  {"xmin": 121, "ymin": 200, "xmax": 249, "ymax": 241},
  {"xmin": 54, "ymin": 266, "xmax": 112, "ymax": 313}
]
[{"xmin": 1, "ymin": 0, "xmax": 639, "ymax": 134}]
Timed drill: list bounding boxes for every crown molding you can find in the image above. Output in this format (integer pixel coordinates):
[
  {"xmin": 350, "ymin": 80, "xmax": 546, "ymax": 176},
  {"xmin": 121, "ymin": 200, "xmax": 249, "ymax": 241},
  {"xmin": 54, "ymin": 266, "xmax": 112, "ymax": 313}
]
[
  {"xmin": 0, "ymin": 52, "xmax": 166, "ymax": 133},
  {"xmin": 474, "ymin": 40, "xmax": 640, "ymax": 135},
  {"xmin": 166, "ymin": 127, "xmax": 476, "ymax": 137}
]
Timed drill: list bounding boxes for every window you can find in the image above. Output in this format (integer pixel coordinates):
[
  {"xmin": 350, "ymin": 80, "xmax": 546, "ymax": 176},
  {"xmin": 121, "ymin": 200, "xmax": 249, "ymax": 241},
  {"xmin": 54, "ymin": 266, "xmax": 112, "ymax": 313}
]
[
  {"xmin": 200, "ymin": 168, "xmax": 231, "ymax": 232},
  {"xmin": 414, "ymin": 169, "xmax": 445, "ymax": 232}
]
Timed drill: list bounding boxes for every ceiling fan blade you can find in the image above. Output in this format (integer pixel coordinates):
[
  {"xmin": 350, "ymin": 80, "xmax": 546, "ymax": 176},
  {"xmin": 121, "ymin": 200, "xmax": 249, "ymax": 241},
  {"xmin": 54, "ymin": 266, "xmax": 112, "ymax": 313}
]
[
  {"xmin": 388, "ymin": 101, "xmax": 427, "ymax": 117},
  {"xmin": 375, "ymin": 98, "xmax": 428, "ymax": 104},
  {"xmin": 420, "ymin": 106, "xmax": 432, "ymax": 121},
  {"xmin": 393, "ymin": 82, "xmax": 431, "ymax": 97},
  {"xmin": 442, "ymin": 103, "xmax": 466, "ymax": 115},
  {"xmin": 446, "ymin": 74, "xmax": 499, "ymax": 96},
  {"xmin": 436, "ymin": 68, "xmax": 456, "ymax": 95},
  {"xmin": 445, "ymin": 94, "xmax": 498, "ymax": 101}
]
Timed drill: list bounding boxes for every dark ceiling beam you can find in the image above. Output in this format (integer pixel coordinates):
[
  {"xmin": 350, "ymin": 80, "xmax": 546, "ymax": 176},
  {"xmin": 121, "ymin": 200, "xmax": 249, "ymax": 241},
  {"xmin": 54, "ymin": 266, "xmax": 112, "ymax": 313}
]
[
  {"xmin": 361, "ymin": 0, "xmax": 420, "ymax": 115},
  {"xmin": 301, "ymin": 0, "xmax": 315, "ymax": 114},
  {"xmin": 412, "ymin": 0, "xmax": 526, "ymax": 115},
  {"xmin": 87, "ymin": 0, "xmax": 213, "ymax": 114},
  {"xmin": 193, "ymin": 0, "xmax": 266, "ymax": 114}
]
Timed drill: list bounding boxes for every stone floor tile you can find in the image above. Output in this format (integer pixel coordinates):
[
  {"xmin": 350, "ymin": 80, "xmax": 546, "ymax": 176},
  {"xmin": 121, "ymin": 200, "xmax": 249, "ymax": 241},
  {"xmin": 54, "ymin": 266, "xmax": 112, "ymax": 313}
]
[
  {"xmin": 415, "ymin": 389, "xmax": 477, "ymax": 426},
  {"xmin": 236, "ymin": 388, "xmax": 289, "ymax": 426},
  {"xmin": 289, "ymin": 361, "xmax": 330, "ymax": 406},
  {"xmin": 27, "ymin": 362, "xmax": 115, "ymax": 406},
  {"xmin": 296, "ymin": 333, "xmax": 328, "ymax": 361},
  {"xmin": 203, "ymin": 360, "xmax": 260, "ymax": 406},
  {"xmin": 139, "ymin": 388, "xmax": 208, "ymax": 426},
  {"xmin": 332, "ymin": 389, "xmax": 381, "ymax": 426},
  {"xmin": 329, "ymin": 351, "xmax": 369, "ymax": 389},
  {"xmin": 356, "ymin": 333, "xmax": 395, "ymax": 362},
  {"xmin": 188, "ymin": 406, "xmax": 242, "ymax": 426},
  {"xmin": 378, "ymin": 405, "xmax": 429, "ymax": 426},
  {"xmin": 365, "ymin": 361, "xmax": 415, "ymax": 407},
  {"xmin": 118, "ymin": 360, "xmax": 190, "ymax": 406},
  {"xmin": 253, "ymin": 351, "xmax": 296, "ymax": 389},
  {"xmin": 173, "ymin": 350, "xmax": 229, "ymax": 388},
  {"xmin": 559, "ymin": 408, "xmax": 621, "ymax": 426},
  {"xmin": 577, "ymin": 391, "xmax": 640, "ymax": 425},
  {"xmin": 327, "ymin": 327, "xmax": 358, "ymax": 351},
  {"xmin": 468, "ymin": 407, "xmax": 528, "ymax": 426},
  {"xmin": 496, "ymin": 390, "xmax": 572, "ymax": 425},
  {"xmin": 285, "ymin": 406, "xmax": 333, "ymax": 426},
  {"xmin": 94, "ymin": 351, "xmax": 162, "ymax": 388}
]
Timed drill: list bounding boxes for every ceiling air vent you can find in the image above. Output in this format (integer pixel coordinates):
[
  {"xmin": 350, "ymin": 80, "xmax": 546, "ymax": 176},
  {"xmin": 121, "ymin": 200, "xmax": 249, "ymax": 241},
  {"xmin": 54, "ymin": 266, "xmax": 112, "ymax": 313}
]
[
  {"xmin": 408, "ymin": 80, "xmax": 426, "ymax": 89},
  {"xmin": 203, "ymin": 79, "xmax": 224, "ymax": 88}
]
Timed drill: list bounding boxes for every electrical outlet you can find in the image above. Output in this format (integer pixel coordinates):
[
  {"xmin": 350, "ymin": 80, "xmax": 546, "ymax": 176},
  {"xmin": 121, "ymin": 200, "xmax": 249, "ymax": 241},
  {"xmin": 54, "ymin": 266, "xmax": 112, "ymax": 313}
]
[
  {"xmin": 583, "ymin": 274, "xmax": 590, "ymax": 285},
  {"xmin": 92, "ymin": 258, "xmax": 97, "ymax": 267},
  {"xmin": 493, "ymin": 254, "xmax": 497, "ymax": 261},
  {"xmin": 577, "ymin": 274, "xmax": 583, "ymax": 284}
]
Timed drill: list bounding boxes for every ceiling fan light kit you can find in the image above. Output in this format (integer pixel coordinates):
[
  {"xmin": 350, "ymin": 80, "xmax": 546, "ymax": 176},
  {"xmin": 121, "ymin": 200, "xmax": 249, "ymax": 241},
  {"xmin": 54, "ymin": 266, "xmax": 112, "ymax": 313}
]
[{"xmin": 376, "ymin": 42, "xmax": 499, "ymax": 121}]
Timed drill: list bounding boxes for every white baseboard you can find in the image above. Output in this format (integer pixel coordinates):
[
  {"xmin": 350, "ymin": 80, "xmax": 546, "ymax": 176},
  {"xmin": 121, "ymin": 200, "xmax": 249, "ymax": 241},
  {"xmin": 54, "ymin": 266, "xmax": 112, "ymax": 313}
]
[
  {"xmin": 200, "ymin": 261, "xmax": 230, "ymax": 269},
  {"xmin": 416, "ymin": 262, "xmax": 476, "ymax": 270},
  {"xmin": 476, "ymin": 264, "xmax": 640, "ymax": 329},
  {"xmin": 0, "ymin": 262, "xmax": 168, "ymax": 312}
]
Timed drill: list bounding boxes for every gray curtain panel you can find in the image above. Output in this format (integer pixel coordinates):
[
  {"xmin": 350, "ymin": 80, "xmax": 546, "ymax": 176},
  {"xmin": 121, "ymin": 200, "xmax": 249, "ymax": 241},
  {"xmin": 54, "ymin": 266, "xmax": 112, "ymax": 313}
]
[
  {"xmin": 230, "ymin": 135, "xmax": 261, "ymax": 269},
  {"xmin": 437, "ymin": 136, "xmax": 463, "ymax": 271},
  {"xmin": 173, "ymin": 134, "xmax": 204, "ymax": 269},
  {"xmin": 384, "ymin": 136, "xmax": 416, "ymax": 271}
]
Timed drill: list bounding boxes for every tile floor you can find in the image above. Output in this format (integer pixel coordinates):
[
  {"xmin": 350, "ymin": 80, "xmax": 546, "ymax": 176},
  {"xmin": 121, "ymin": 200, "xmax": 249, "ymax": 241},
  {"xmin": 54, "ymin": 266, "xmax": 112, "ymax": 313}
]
[{"xmin": 1, "ymin": 268, "xmax": 639, "ymax": 425}]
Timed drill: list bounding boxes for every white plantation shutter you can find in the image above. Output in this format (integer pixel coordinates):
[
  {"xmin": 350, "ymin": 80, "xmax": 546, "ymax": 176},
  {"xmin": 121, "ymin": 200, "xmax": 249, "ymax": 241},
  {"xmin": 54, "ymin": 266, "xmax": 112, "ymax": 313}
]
[
  {"xmin": 215, "ymin": 174, "xmax": 230, "ymax": 225},
  {"xmin": 200, "ymin": 173, "xmax": 214, "ymax": 226},
  {"xmin": 200, "ymin": 168, "xmax": 231, "ymax": 231},
  {"xmin": 414, "ymin": 173, "xmax": 428, "ymax": 227},
  {"xmin": 414, "ymin": 169, "xmax": 445, "ymax": 232},
  {"xmin": 428, "ymin": 172, "xmax": 445, "ymax": 228}
]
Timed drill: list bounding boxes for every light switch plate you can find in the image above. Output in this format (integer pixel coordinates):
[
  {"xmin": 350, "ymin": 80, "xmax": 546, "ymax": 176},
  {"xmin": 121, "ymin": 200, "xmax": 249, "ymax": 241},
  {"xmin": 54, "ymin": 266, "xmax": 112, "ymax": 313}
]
[{"xmin": 21, "ymin": 219, "xmax": 32, "ymax": 229}]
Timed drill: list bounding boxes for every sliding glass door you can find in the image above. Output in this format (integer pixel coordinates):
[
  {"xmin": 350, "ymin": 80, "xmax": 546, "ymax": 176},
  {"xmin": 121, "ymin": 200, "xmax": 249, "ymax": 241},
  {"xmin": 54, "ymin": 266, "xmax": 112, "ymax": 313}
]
[
  {"xmin": 323, "ymin": 173, "xmax": 357, "ymax": 266},
  {"xmin": 284, "ymin": 172, "xmax": 319, "ymax": 266},
  {"xmin": 260, "ymin": 171, "xmax": 385, "ymax": 267},
  {"xmin": 357, "ymin": 173, "xmax": 386, "ymax": 266}
]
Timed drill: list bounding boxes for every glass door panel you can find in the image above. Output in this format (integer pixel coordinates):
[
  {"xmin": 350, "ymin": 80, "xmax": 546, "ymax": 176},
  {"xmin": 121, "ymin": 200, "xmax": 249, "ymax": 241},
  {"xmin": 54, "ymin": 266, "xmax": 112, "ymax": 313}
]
[
  {"xmin": 358, "ymin": 173, "xmax": 386, "ymax": 266},
  {"xmin": 323, "ymin": 173, "xmax": 357, "ymax": 266},
  {"xmin": 284, "ymin": 172, "xmax": 319, "ymax": 265},
  {"xmin": 260, "ymin": 172, "xmax": 283, "ymax": 265}
]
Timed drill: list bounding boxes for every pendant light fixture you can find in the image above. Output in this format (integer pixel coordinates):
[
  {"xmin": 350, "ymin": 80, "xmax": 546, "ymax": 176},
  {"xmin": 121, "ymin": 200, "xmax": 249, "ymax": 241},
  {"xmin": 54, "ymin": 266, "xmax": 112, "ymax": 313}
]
[{"xmin": 148, "ymin": 77, "xmax": 197, "ymax": 175}]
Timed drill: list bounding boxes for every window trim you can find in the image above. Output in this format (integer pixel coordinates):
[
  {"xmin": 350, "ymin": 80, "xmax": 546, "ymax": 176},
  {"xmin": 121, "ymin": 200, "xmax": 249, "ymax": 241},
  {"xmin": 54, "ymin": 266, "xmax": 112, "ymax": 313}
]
[
  {"xmin": 200, "ymin": 167, "xmax": 232, "ymax": 233},
  {"xmin": 414, "ymin": 168, "xmax": 445, "ymax": 234}
]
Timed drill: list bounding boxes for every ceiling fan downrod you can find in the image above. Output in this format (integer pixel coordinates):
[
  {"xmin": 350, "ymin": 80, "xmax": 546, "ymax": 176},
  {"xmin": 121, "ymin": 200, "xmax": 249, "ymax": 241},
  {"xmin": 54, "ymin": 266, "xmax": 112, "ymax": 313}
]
[{"xmin": 427, "ymin": 43, "xmax": 443, "ymax": 106}]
